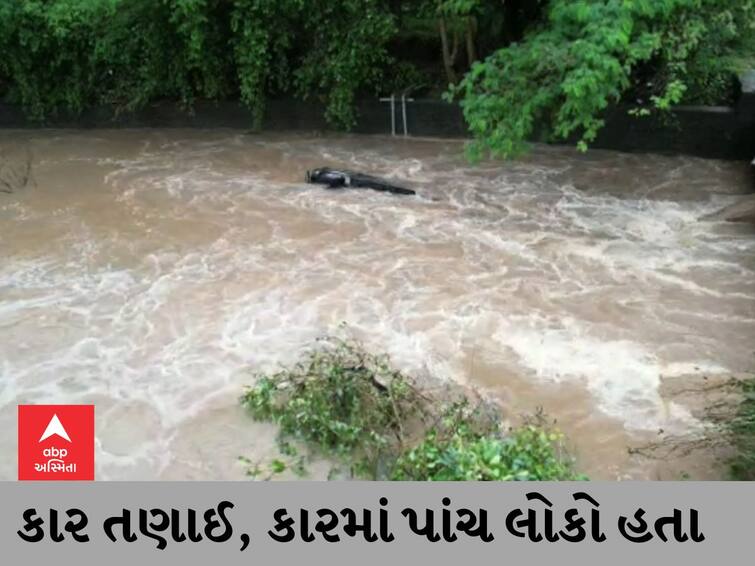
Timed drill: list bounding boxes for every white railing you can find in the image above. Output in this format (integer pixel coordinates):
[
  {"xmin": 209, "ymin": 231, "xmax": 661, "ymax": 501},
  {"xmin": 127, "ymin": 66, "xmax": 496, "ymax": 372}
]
[{"xmin": 379, "ymin": 94, "xmax": 414, "ymax": 137}]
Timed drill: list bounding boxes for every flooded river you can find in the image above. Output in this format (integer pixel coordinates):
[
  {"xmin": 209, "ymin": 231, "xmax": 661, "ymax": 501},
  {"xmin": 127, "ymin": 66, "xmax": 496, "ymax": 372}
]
[{"xmin": 1, "ymin": 130, "xmax": 753, "ymax": 480}]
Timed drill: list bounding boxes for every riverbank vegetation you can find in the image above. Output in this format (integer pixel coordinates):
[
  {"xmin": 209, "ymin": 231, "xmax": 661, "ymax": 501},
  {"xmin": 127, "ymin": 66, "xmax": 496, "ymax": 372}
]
[
  {"xmin": 0, "ymin": 1, "xmax": 752, "ymax": 153},
  {"xmin": 240, "ymin": 336, "xmax": 584, "ymax": 481},
  {"xmin": 728, "ymin": 378, "xmax": 755, "ymax": 480},
  {"xmin": 627, "ymin": 374, "xmax": 755, "ymax": 480}
]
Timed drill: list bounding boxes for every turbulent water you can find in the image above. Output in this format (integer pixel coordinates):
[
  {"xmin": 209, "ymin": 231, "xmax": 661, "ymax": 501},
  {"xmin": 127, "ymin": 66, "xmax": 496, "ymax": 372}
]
[{"xmin": 1, "ymin": 129, "xmax": 753, "ymax": 480}]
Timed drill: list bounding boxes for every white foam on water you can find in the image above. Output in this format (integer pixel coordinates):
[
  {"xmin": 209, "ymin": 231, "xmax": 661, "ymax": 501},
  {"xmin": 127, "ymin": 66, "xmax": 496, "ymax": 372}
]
[
  {"xmin": 1, "ymin": 132, "xmax": 753, "ymax": 478},
  {"xmin": 491, "ymin": 316, "xmax": 710, "ymax": 430}
]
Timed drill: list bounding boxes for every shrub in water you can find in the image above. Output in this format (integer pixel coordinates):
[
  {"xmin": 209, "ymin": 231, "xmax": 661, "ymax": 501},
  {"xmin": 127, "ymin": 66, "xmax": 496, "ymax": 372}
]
[
  {"xmin": 242, "ymin": 337, "xmax": 425, "ymax": 478},
  {"xmin": 241, "ymin": 336, "xmax": 583, "ymax": 481},
  {"xmin": 391, "ymin": 404, "xmax": 583, "ymax": 481}
]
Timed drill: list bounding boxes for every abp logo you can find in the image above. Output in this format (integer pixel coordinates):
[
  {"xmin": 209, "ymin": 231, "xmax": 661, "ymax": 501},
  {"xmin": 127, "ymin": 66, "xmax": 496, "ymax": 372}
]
[{"xmin": 18, "ymin": 405, "xmax": 95, "ymax": 481}]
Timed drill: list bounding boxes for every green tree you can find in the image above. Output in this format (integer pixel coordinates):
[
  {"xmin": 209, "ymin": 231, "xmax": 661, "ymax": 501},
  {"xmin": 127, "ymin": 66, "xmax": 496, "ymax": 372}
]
[
  {"xmin": 454, "ymin": 0, "xmax": 755, "ymax": 160},
  {"xmin": 2, "ymin": 0, "xmax": 750, "ymax": 137}
]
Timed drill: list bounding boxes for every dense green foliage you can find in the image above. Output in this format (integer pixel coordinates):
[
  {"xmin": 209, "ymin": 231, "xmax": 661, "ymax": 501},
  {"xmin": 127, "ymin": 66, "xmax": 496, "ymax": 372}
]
[
  {"xmin": 0, "ymin": 0, "xmax": 231, "ymax": 118},
  {"xmin": 0, "ymin": 0, "xmax": 395, "ymax": 127},
  {"xmin": 242, "ymin": 337, "xmax": 421, "ymax": 477},
  {"xmin": 455, "ymin": 0, "xmax": 755, "ymax": 158},
  {"xmin": 393, "ymin": 409, "xmax": 584, "ymax": 481},
  {"xmin": 241, "ymin": 337, "xmax": 583, "ymax": 481},
  {"xmin": 0, "ymin": 0, "xmax": 751, "ymax": 147},
  {"xmin": 230, "ymin": 0, "xmax": 395, "ymax": 127}
]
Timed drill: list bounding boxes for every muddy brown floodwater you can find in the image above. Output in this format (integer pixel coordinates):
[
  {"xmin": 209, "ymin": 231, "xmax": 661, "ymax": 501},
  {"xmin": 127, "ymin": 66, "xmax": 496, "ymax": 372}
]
[{"xmin": 1, "ymin": 129, "xmax": 754, "ymax": 480}]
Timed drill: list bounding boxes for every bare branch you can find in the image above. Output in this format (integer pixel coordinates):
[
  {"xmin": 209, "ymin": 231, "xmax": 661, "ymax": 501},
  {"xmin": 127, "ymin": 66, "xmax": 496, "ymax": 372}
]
[{"xmin": 0, "ymin": 145, "xmax": 34, "ymax": 195}]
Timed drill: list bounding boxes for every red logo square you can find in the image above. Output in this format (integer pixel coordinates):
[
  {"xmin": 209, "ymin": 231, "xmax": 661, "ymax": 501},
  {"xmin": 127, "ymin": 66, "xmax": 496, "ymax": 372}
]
[{"xmin": 18, "ymin": 405, "xmax": 95, "ymax": 481}]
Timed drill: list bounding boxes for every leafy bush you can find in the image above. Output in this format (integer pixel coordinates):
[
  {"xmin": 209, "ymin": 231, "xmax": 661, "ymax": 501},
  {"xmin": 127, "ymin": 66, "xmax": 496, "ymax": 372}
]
[
  {"xmin": 242, "ymin": 337, "xmax": 424, "ymax": 478},
  {"xmin": 392, "ymin": 405, "xmax": 584, "ymax": 481},
  {"xmin": 241, "ymin": 337, "xmax": 583, "ymax": 481}
]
